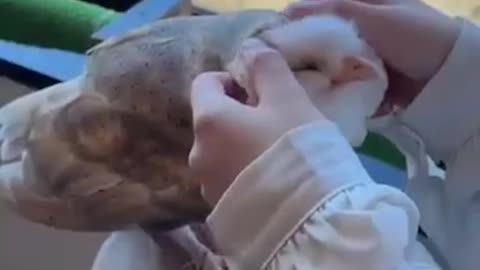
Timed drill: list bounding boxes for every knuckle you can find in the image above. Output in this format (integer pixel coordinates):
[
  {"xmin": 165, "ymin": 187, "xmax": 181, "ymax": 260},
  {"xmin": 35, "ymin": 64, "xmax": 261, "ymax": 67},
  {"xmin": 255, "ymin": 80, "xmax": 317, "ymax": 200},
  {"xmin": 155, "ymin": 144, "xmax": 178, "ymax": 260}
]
[
  {"xmin": 194, "ymin": 72, "xmax": 212, "ymax": 82},
  {"xmin": 193, "ymin": 71, "xmax": 225, "ymax": 86},
  {"xmin": 191, "ymin": 73, "xmax": 212, "ymax": 92},
  {"xmin": 188, "ymin": 146, "xmax": 201, "ymax": 168},
  {"xmin": 188, "ymin": 144, "xmax": 212, "ymax": 180},
  {"xmin": 193, "ymin": 111, "xmax": 220, "ymax": 137}
]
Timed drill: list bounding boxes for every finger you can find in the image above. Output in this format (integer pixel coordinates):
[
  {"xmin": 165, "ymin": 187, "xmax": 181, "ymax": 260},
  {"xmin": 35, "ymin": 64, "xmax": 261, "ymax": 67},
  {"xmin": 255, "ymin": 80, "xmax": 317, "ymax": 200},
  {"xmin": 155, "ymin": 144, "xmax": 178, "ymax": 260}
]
[
  {"xmin": 190, "ymin": 72, "xmax": 242, "ymax": 120},
  {"xmin": 387, "ymin": 66, "xmax": 423, "ymax": 100},
  {"xmin": 373, "ymin": 66, "xmax": 423, "ymax": 116},
  {"xmin": 188, "ymin": 137, "xmax": 231, "ymax": 201},
  {"xmin": 188, "ymin": 141, "xmax": 211, "ymax": 183},
  {"xmin": 284, "ymin": 0, "xmax": 340, "ymax": 19},
  {"xmin": 285, "ymin": 0, "xmax": 382, "ymax": 20},
  {"xmin": 190, "ymin": 72, "xmax": 249, "ymax": 150},
  {"xmin": 227, "ymin": 38, "xmax": 267, "ymax": 106},
  {"xmin": 373, "ymin": 99, "xmax": 394, "ymax": 117},
  {"xmin": 240, "ymin": 43, "xmax": 305, "ymax": 106}
]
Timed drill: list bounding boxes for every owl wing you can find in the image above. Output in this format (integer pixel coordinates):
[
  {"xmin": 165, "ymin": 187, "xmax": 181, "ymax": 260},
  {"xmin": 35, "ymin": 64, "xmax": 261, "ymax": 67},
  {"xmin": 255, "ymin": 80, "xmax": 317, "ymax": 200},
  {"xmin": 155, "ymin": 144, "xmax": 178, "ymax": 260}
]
[{"xmin": 0, "ymin": 78, "xmax": 83, "ymax": 216}]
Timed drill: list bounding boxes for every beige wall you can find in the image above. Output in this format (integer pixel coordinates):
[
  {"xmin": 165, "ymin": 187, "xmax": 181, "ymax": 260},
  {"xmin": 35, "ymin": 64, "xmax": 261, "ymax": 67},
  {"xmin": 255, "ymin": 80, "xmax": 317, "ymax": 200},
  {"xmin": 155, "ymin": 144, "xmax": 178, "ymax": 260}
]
[
  {"xmin": 0, "ymin": 205, "xmax": 107, "ymax": 270},
  {"xmin": 0, "ymin": 77, "xmax": 107, "ymax": 270},
  {"xmin": 426, "ymin": 0, "xmax": 480, "ymax": 20}
]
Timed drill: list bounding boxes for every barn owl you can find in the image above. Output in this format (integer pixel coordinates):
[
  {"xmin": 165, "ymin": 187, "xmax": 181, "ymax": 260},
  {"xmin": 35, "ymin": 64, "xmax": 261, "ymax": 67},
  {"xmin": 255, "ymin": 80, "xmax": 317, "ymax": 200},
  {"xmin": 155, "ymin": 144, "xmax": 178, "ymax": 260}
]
[{"xmin": 0, "ymin": 10, "xmax": 387, "ymax": 233}]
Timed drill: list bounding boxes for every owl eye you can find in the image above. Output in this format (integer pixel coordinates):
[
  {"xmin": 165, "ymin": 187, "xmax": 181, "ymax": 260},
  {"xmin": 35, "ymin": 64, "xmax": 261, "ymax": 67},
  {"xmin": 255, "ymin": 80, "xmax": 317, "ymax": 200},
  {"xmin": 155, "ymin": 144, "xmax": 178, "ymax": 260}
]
[
  {"xmin": 294, "ymin": 59, "xmax": 326, "ymax": 72},
  {"xmin": 303, "ymin": 62, "xmax": 318, "ymax": 71},
  {"xmin": 292, "ymin": 62, "xmax": 315, "ymax": 72}
]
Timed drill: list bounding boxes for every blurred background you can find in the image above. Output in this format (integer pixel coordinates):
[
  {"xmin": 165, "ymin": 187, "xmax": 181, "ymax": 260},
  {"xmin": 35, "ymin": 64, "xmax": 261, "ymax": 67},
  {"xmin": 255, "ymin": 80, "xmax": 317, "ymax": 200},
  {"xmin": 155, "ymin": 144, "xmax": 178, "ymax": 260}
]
[{"xmin": 0, "ymin": 1, "xmax": 478, "ymax": 270}]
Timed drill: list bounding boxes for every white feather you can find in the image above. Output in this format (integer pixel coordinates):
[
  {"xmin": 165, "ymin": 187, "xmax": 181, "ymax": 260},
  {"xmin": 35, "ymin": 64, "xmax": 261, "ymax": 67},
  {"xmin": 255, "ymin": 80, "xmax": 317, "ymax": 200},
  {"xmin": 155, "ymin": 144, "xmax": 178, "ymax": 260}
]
[{"xmin": 262, "ymin": 15, "xmax": 388, "ymax": 146}]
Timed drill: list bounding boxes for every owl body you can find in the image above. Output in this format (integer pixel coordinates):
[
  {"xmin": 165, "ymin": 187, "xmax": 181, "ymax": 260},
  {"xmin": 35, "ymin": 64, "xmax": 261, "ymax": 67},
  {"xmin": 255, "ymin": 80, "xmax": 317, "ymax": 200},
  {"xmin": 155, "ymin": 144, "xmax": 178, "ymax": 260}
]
[{"xmin": 0, "ymin": 10, "xmax": 387, "ymax": 232}]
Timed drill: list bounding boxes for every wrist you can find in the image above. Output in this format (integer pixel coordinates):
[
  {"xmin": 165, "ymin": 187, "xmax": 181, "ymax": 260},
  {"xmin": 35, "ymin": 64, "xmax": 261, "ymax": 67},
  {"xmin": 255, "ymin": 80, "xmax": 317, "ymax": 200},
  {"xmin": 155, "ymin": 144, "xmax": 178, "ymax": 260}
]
[
  {"xmin": 207, "ymin": 121, "xmax": 372, "ymax": 264},
  {"xmin": 201, "ymin": 118, "xmax": 330, "ymax": 206},
  {"xmin": 398, "ymin": 18, "xmax": 480, "ymax": 161},
  {"xmin": 421, "ymin": 5, "xmax": 462, "ymax": 82},
  {"xmin": 399, "ymin": 14, "xmax": 461, "ymax": 109}
]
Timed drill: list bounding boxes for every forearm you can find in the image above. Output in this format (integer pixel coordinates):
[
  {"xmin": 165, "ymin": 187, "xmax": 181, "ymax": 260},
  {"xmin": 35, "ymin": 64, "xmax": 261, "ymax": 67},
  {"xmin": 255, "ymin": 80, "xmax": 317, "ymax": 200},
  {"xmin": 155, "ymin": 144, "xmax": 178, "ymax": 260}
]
[
  {"xmin": 377, "ymin": 17, "xmax": 480, "ymax": 270},
  {"xmin": 398, "ymin": 17, "xmax": 480, "ymax": 164},
  {"xmin": 206, "ymin": 122, "xmax": 426, "ymax": 269}
]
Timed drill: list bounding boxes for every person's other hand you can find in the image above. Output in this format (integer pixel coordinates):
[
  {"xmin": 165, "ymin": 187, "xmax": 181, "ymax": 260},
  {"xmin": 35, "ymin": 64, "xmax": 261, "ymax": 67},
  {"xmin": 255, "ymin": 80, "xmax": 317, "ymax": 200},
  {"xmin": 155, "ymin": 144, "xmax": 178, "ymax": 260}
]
[
  {"xmin": 285, "ymin": 0, "xmax": 461, "ymax": 113},
  {"xmin": 188, "ymin": 41, "xmax": 327, "ymax": 206}
]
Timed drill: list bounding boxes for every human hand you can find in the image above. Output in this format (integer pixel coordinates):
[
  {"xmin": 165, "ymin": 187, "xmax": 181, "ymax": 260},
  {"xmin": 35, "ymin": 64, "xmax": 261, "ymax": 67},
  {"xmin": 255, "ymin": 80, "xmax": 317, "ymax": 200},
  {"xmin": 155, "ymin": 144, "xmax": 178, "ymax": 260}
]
[
  {"xmin": 188, "ymin": 41, "xmax": 327, "ymax": 206},
  {"xmin": 285, "ymin": 0, "xmax": 461, "ymax": 113}
]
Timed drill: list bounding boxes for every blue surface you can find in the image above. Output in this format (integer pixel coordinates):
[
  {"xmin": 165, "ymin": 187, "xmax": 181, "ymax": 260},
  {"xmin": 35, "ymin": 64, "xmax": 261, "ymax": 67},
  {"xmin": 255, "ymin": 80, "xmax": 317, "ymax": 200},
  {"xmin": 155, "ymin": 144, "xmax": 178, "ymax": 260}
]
[
  {"xmin": 358, "ymin": 153, "xmax": 407, "ymax": 190},
  {"xmin": 93, "ymin": 0, "xmax": 186, "ymax": 40},
  {"xmin": 0, "ymin": 40, "xmax": 85, "ymax": 82}
]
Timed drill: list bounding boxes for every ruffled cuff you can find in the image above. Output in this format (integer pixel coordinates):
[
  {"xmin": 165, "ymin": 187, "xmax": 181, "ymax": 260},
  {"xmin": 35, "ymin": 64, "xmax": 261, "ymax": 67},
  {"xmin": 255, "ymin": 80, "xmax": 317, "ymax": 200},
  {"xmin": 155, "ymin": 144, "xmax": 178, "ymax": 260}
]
[{"xmin": 207, "ymin": 122, "xmax": 373, "ymax": 269}]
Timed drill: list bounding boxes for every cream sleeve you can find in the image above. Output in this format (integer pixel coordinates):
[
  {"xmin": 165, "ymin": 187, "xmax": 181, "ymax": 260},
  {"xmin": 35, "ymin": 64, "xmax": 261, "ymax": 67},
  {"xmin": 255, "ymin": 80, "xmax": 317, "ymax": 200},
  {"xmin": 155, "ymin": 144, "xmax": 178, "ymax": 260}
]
[
  {"xmin": 206, "ymin": 122, "xmax": 440, "ymax": 269},
  {"xmin": 393, "ymin": 18, "xmax": 480, "ymax": 270}
]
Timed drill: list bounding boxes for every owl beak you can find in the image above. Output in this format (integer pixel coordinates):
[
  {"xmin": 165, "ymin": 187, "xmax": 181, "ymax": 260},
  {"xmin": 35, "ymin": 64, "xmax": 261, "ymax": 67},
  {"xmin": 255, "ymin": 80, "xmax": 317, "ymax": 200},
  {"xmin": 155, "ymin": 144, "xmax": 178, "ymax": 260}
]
[{"xmin": 332, "ymin": 56, "xmax": 378, "ymax": 86}]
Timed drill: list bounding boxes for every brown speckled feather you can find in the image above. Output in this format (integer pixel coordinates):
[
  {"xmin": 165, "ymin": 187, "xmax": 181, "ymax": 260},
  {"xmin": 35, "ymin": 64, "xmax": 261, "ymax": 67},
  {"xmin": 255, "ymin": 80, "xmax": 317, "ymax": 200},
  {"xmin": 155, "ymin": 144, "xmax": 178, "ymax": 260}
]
[{"xmin": 0, "ymin": 10, "xmax": 288, "ymax": 232}]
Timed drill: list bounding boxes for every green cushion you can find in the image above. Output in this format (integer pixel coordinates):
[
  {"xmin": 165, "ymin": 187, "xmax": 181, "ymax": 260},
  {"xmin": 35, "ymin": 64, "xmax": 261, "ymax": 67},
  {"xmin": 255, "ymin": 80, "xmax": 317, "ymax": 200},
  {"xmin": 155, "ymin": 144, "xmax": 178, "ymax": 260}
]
[
  {"xmin": 356, "ymin": 132, "xmax": 406, "ymax": 170},
  {"xmin": 0, "ymin": 0, "xmax": 120, "ymax": 52}
]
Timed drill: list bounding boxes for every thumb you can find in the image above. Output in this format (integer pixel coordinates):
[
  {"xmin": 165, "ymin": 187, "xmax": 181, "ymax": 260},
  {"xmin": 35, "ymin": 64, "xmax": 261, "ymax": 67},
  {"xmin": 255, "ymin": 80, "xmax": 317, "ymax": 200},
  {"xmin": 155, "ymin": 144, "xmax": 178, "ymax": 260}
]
[{"xmin": 241, "ymin": 42, "xmax": 304, "ymax": 106}]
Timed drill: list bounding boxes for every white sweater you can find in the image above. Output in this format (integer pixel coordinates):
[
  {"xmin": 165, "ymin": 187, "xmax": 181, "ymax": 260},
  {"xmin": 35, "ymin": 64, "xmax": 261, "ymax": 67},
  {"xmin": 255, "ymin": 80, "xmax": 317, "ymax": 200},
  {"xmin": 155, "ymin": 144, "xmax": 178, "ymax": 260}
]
[{"xmin": 91, "ymin": 18, "xmax": 480, "ymax": 270}]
